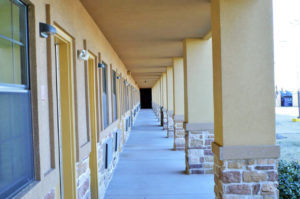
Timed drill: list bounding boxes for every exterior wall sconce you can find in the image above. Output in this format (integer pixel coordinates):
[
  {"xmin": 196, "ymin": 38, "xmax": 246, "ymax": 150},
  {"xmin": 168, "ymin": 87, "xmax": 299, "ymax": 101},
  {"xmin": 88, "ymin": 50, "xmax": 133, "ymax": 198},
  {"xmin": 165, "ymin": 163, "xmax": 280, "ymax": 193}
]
[
  {"xmin": 98, "ymin": 63, "xmax": 106, "ymax": 68},
  {"xmin": 39, "ymin": 22, "xmax": 56, "ymax": 38},
  {"xmin": 77, "ymin": 49, "xmax": 90, "ymax": 60}
]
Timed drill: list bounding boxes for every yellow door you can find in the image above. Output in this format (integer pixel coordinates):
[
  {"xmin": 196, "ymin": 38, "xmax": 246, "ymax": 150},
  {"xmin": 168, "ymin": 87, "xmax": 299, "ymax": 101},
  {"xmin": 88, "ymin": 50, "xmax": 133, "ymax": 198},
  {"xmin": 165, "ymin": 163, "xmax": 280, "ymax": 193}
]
[
  {"xmin": 88, "ymin": 54, "xmax": 99, "ymax": 199},
  {"xmin": 54, "ymin": 26, "xmax": 77, "ymax": 199}
]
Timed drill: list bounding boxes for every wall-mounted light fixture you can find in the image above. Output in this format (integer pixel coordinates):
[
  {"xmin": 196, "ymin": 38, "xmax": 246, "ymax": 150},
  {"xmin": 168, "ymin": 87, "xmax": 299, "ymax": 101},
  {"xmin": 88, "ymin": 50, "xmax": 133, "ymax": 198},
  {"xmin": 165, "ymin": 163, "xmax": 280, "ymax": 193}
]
[
  {"xmin": 77, "ymin": 49, "xmax": 90, "ymax": 60},
  {"xmin": 98, "ymin": 63, "xmax": 106, "ymax": 68},
  {"xmin": 39, "ymin": 22, "xmax": 56, "ymax": 38}
]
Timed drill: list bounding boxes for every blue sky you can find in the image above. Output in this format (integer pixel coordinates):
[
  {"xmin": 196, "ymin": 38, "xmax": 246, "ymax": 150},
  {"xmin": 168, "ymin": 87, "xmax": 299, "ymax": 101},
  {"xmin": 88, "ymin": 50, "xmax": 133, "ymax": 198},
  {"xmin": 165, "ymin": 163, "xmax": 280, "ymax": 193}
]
[{"xmin": 273, "ymin": 0, "xmax": 300, "ymax": 91}]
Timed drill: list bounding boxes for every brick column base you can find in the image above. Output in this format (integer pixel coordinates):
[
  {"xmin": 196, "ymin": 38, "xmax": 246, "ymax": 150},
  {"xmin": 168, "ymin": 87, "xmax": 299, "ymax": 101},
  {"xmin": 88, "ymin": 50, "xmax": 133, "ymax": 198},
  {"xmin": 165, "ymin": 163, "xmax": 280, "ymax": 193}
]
[
  {"xmin": 152, "ymin": 103, "xmax": 160, "ymax": 121},
  {"xmin": 173, "ymin": 120, "xmax": 185, "ymax": 150},
  {"xmin": 156, "ymin": 106, "xmax": 160, "ymax": 121},
  {"xmin": 185, "ymin": 129, "xmax": 214, "ymax": 174},
  {"xmin": 167, "ymin": 112, "xmax": 174, "ymax": 138},
  {"xmin": 162, "ymin": 108, "xmax": 168, "ymax": 130},
  {"xmin": 43, "ymin": 189, "xmax": 55, "ymax": 199},
  {"xmin": 76, "ymin": 157, "xmax": 91, "ymax": 199},
  {"xmin": 214, "ymin": 157, "xmax": 279, "ymax": 199},
  {"xmin": 160, "ymin": 107, "xmax": 164, "ymax": 126}
]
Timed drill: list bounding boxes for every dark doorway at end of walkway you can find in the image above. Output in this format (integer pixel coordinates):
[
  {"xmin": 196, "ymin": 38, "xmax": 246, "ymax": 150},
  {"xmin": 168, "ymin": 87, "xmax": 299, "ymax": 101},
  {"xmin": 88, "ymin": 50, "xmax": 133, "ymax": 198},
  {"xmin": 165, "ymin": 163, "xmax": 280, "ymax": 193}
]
[{"xmin": 140, "ymin": 88, "xmax": 152, "ymax": 109}]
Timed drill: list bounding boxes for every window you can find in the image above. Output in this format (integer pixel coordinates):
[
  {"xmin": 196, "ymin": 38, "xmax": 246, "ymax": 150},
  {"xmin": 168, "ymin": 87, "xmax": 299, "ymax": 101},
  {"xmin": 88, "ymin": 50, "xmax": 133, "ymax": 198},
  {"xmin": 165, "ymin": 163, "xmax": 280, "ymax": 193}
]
[
  {"xmin": 112, "ymin": 70, "xmax": 117, "ymax": 121},
  {"xmin": 126, "ymin": 85, "xmax": 129, "ymax": 111},
  {"xmin": 102, "ymin": 62, "xmax": 109, "ymax": 128},
  {"xmin": 0, "ymin": 0, "xmax": 34, "ymax": 198},
  {"xmin": 123, "ymin": 80, "xmax": 125, "ymax": 114},
  {"xmin": 124, "ymin": 81, "xmax": 127, "ymax": 112}
]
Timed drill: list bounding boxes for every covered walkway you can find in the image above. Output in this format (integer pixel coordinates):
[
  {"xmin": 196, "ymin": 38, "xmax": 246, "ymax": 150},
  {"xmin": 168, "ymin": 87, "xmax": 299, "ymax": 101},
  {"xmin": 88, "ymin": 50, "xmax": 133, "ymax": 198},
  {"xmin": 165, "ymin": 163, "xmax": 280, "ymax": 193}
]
[
  {"xmin": 1, "ymin": 0, "xmax": 280, "ymax": 198},
  {"xmin": 105, "ymin": 110, "xmax": 214, "ymax": 199}
]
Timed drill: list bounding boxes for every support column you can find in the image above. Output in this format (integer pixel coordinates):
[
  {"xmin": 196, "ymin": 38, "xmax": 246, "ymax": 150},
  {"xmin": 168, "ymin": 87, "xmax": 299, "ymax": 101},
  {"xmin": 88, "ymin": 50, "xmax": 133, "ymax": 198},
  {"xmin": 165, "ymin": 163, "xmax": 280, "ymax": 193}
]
[
  {"xmin": 166, "ymin": 66, "xmax": 174, "ymax": 137},
  {"xmin": 152, "ymin": 80, "xmax": 161, "ymax": 120},
  {"xmin": 160, "ymin": 77, "xmax": 164, "ymax": 126},
  {"xmin": 162, "ymin": 72, "xmax": 168, "ymax": 130},
  {"xmin": 183, "ymin": 39, "xmax": 214, "ymax": 174},
  {"xmin": 157, "ymin": 79, "xmax": 161, "ymax": 121},
  {"xmin": 211, "ymin": 0, "xmax": 279, "ymax": 198},
  {"xmin": 172, "ymin": 58, "xmax": 185, "ymax": 150}
]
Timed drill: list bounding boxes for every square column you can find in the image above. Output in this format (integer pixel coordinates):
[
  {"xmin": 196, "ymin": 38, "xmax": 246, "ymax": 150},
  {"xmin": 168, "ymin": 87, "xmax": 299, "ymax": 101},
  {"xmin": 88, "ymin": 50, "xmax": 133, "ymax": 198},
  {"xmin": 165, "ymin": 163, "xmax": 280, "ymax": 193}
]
[
  {"xmin": 183, "ymin": 39, "xmax": 214, "ymax": 174},
  {"xmin": 166, "ymin": 66, "xmax": 174, "ymax": 137},
  {"xmin": 172, "ymin": 57, "xmax": 185, "ymax": 150},
  {"xmin": 160, "ymin": 77, "xmax": 164, "ymax": 126},
  {"xmin": 157, "ymin": 79, "xmax": 162, "ymax": 122},
  {"xmin": 173, "ymin": 115, "xmax": 185, "ymax": 150},
  {"xmin": 152, "ymin": 81, "xmax": 161, "ymax": 121},
  {"xmin": 211, "ymin": 0, "xmax": 280, "ymax": 198},
  {"xmin": 162, "ymin": 73, "xmax": 168, "ymax": 130}
]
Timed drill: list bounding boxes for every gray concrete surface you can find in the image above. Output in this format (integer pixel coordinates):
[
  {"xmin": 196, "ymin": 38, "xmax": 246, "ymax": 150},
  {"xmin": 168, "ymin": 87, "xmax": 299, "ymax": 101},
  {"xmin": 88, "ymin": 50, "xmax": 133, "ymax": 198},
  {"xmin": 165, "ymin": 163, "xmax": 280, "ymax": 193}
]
[
  {"xmin": 276, "ymin": 107, "xmax": 300, "ymax": 161},
  {"xmin": 105, "ymin": 109, "xmax": 214, "ymax": 199},
  {"xmin": 276, "ymin": 107, "xmax": 300, "ymax": 134}
]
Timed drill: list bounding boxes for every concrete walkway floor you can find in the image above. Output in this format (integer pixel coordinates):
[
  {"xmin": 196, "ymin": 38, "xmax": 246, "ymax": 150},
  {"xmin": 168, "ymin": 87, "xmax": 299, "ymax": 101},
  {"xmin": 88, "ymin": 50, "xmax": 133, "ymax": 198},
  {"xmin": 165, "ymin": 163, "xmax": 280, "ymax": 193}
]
[{"xmin": 105, "ymin": 109, "xmax": 214, "ymax": 199}]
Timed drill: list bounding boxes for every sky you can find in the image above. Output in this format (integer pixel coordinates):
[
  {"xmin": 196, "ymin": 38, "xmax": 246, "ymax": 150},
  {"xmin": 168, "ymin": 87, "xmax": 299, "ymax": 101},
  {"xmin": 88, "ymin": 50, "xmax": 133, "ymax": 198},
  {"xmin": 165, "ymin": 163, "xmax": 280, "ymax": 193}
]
[{"xmin": 273, "ymin": 0, "xmax": 300, "ymax": 91}]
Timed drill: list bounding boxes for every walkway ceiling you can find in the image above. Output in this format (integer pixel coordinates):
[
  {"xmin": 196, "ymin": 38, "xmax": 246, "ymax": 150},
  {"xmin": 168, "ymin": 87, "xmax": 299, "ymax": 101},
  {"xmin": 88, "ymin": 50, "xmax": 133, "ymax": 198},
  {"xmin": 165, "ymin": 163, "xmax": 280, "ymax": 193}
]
[{"xmin": 80, "ymin": 0, "xmax": 211, "ymax": 88}]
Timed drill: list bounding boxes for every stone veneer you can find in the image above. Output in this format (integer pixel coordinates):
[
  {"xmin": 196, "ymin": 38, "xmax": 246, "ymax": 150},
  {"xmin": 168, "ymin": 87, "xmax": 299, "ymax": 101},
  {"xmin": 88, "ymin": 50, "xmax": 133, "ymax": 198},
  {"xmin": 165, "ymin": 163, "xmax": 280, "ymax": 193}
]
[
  {"xmin": 43, "ymin": 188, "xmax": 55, "ymax": 199},
  {"xmin": 162, "ymin": 108, "xmax": 168, "ymax": 130},
  {"xmin": 152, "ymin": 103, "xmax": 160, "ymax": 121},
  {"xmin": 125, "ymin": 116, "xmax": 131, "ymax": 142},
  {"xmin": 173, "ymin": 119, "xmax": 185, "ymax": 150},
  {"xmin": 155, "ymin": 109, "xmax": 160, "ymax": 121},
  {"xmin": 119, "ymin": 118, "xmax": 125, "ymax": 150},
  {"xmin": 76, "ymin": 157, "xmax": 91, "ymax": 199},
  {"xmin": 167, "ymin": 112, "xmax": 174, "ymax": 138},
  {"xmin": 185, "ymin": 129, "xmax": 214, "ymax": 174},
  {"xmin": 44, "ymin": 106, "xmax": 140, "ymax": 199},
  {"xmin": 214, "ymin": 157, "xmax": 279, "ymax": 199},
  {"xmin": 157, "ymin": 107, "xmax": 161, "ymax": 124},
  {"xmin": 98, "ymin": 128, "xmax": 120, "ymax": 199},
  {"xmin": 160, "ymin": 106, "xmax": 164, "ymax": 126}
]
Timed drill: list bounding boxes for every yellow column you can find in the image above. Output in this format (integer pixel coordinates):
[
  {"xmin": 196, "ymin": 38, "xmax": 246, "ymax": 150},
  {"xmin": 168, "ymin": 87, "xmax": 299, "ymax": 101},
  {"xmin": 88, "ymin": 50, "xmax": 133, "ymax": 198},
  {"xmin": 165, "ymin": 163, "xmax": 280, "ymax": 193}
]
[
  {"xmin": 152, "ymin": 81, "xmax": 160, "ymax": 119},
  {"xmin": 162, "ymin": 72, "xmax": 167, "ymax": 109},
  {"xmin": 167, "ymin": 67, "xmax": 173, "ymax": 113},
  {"xmin": 166, "ymin": 66, "xmax": 174, "ymax": 137},
  {"xmin": 211, "ymin": 0, "xmax": 279, "ymax": 198},
  {"xmin": 152, "ymin": 85, "xmax": 154, "ymax": 109},
  {"xmin": 172, "ymin": 57, "xmax": 185, "ymax": 150},
  {"xmin": 160, "ymin": 77, "xmax": 163, "ymax": 107},
  {"xmin": 162, "ymin": 72, "xmax": 168, "ymax": 130},
  {"xmin": 183, "ymin": 38, "xmax": 214, "ymax": 174},
  {"xmin": 183, "ymin": 39, "xmax": 213, "ymax": 125},
  {"xmin": 159, "ymin": 77, "xmax": 163, "ymax": 126}
]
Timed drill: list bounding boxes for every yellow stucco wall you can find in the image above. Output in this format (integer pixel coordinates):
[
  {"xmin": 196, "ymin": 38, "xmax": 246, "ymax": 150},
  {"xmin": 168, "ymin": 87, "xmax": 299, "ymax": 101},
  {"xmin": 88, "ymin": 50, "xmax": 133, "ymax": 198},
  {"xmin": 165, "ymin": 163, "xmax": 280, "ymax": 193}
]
[
  {"xmin": 183, "ymin": 39, "xmax": 213, "ymax": 124},
  {"xmin": 211, "ymin": 0, "xmax": 275, "ymax": 146},
  {"xmin": 15, "ymin": 0, "xmax": 139, "ymax": 198},
  {"xmin": 162, "ymin": 73, "xmax": 167, "ymax": 108},
  {"xmin": 173, "ymin": 58, "xmax": 184, "ymax": 116},
  {"xmin": 167, "ymin": 66, "xmax": 173, "ymax": 112}
]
